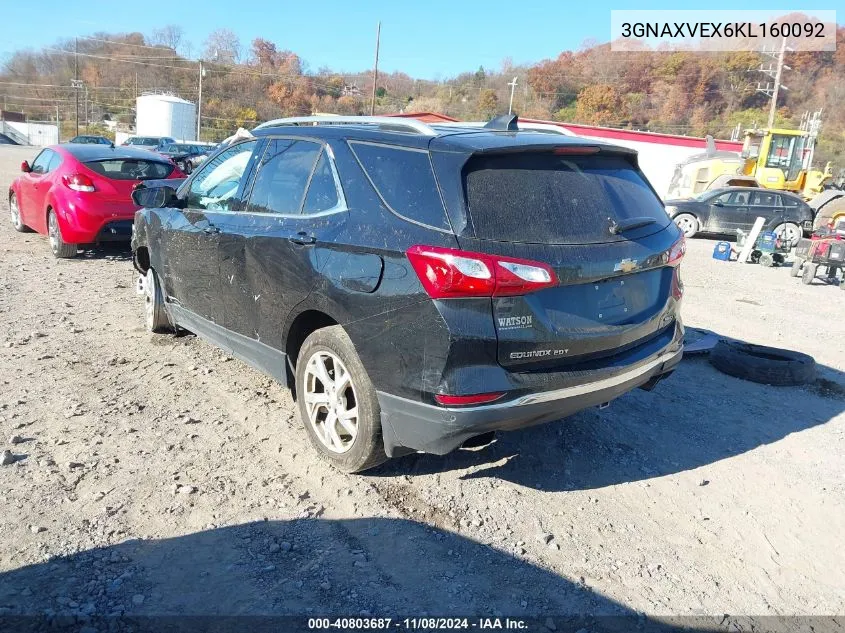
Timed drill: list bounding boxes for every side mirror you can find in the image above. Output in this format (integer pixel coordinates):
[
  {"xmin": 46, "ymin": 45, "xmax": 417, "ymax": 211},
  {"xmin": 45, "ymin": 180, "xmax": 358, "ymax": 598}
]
[
  {"xmin": 132, "ymin": 185, "xmax": 178, "ymax": 208},
  {"xmin": 20, "ymin": 161, "xmax": 31, "ymax": 173},
  {"xmin": 712, "ymin": 200, "xmax": 724, "ymax": 207}
]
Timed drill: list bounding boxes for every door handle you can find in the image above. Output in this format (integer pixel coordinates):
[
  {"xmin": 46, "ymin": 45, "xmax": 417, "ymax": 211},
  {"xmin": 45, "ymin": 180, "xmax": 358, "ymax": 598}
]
[
  {"xmin": 288, "ymin": 232, "xmax": 316, "ymax": 246},
  {"xmin": 203, "ymin": 225, "xmax": 220, "ymax": 234}
]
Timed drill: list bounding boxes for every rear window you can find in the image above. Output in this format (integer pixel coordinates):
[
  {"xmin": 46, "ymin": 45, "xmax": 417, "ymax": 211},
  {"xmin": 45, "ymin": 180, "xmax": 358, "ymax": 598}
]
[
  {"xmin": 463, "ymin": 152, "xmax": 670, "ymax": 244},
  {"xmin": 350, "ymin": 142, "xmax": 450, "ymax": 230},
  {"xmin": 85, "ymin": 159, "xmax": 173, "ymax": 180}
]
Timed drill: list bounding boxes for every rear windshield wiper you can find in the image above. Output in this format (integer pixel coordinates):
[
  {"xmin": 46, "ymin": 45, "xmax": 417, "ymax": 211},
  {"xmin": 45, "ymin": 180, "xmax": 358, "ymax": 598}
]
[{"xmin": 608, "ymin": 216, "xmax": 657, "ymax": 235}]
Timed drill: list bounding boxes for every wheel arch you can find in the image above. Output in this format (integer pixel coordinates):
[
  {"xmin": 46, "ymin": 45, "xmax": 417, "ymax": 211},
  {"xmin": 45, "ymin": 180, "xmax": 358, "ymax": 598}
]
[{"xmin": 284, "ymin": 308, "xmax": 341, "ymax": 396}]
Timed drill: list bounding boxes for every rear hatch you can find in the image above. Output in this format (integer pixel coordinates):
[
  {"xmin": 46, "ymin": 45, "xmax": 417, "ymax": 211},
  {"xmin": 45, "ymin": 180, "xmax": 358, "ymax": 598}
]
[
  {"xmin": 453, "ymin": 148, "xmax": 682, "ymax": 371},
  {"xmin": 81, "ymin": 158, "xmax": 175, "ymax": 206}
]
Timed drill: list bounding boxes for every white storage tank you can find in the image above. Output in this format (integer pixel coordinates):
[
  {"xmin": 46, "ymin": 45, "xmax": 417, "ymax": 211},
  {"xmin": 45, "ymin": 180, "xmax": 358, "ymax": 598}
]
[{"xmin": 136, "ymin": 94, "xmax": 197, "ymax": 141}]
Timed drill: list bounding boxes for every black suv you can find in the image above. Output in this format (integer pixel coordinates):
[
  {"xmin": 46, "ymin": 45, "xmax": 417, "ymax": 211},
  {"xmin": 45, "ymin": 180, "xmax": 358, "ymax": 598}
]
[{"xmin": 131, "ymin": 115, "xmax": 684, "ymax": 472}]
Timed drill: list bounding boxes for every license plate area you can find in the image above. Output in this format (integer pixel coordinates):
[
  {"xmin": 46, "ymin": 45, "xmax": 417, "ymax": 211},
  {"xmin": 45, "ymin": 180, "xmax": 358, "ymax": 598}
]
[{"xmin": 594, "ymin": 278, "xmax": 631, "ymax": 321}]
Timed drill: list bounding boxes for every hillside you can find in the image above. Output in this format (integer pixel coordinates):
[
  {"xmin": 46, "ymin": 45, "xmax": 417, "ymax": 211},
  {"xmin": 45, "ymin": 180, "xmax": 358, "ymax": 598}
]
[{"xmin": 1, "ymin": 26, "xmax": 843, "ymax": 166}]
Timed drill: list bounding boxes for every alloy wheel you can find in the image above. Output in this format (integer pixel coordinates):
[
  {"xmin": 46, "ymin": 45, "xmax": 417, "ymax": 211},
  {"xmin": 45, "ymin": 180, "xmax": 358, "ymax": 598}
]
[
  {"xmin": 144, "ymin": 269, "xmax": 156, "ymax": 330},
  {"xmin": 303, "ymin": 351, "xmax": 358, "ymax": 454},
  {"xmin": 674, "ymin": 215, "xmax": 697, "ymax": 237},
  {"xmin": 48, "ymin": 212, "xmax": 59, "ymax": 252},
  {"xmin": 9, "ymin": 195, "xmax": 20, "ymax": 227}
]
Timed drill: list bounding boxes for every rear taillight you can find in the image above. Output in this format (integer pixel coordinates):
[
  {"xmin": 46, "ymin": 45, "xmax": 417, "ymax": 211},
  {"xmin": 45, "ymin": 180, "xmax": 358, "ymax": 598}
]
[
  {"xmin": 667, "ymin": 235, "xmax": 685, "ymax": 266},
  {"xmin": 62, "ymin": 174, "xmax": 96, "ymax": 192},
  {"xmin": 406, "ymin": 245, "xmax": 557, "ymax": 299},
  {"xmin": 435, "ymin": 392, "xmax": 505, "ymax": 406},
  {"xmin": 667, "ymin": 235, "xmax": 685, "ymax": 300}
]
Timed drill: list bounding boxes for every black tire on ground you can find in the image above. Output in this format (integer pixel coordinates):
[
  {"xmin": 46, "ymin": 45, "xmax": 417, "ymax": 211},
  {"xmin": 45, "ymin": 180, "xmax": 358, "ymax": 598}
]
[
  {"xmin": 790, "ymin": 259, "xmax": 803, "ymax": 277},
  {"xmin": 813, "ymin": 197, "xmax": 845, "ymax": 230},
  {"xmin": 9, "ymin": 193, "xmax": 32, "ymax": 232},
  {"xmin": 802, "ymin": 262, "xmax": 817, "ymax": 285},
  {"xmin": 759, "ymin": 253, "xmax": 774, "ymax": 267},
  {"xmin": 47, "ymin": 210, "xmax": 78, "ymax": 258},
  {"xmin": 144, "ymin": 268, "xmax": 172, "ymax": 333},
  {"xmin": 709, "ymin": 340, "xmax": 816, "ymax": 386},
  {"xmin": 295, "ymin": 325, "xmax": 388, "ymax": 473}
]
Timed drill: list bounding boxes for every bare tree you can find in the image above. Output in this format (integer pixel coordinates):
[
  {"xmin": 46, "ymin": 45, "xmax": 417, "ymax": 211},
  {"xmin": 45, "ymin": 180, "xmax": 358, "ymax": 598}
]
[
  {"xmin": 203, "ymin": 29, "xmax": 241, "ymax": 64},
  {"xmin": 150, "ymin": 25, "xmax": 184, "ymax": 52}
]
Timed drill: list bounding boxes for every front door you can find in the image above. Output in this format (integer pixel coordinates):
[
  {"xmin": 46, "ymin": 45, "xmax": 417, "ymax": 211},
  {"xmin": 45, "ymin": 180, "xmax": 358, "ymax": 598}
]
[
  {"xmin": 708, "ymin": 190, "xmax": 750, "ymax": 233},
  {"xmin": 19, "ymin": 149, "xmax": 57, "ymax": 232},
  {"xmin": 160, "ymin": 139, "xmax": 260, "ymax": 324}
]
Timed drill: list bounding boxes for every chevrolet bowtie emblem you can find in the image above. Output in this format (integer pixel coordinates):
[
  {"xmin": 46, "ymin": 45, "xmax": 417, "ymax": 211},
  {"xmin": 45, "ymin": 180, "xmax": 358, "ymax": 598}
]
[{"xmin": 614, "ymin": 258, "xmax": 638, "ymax": 273}]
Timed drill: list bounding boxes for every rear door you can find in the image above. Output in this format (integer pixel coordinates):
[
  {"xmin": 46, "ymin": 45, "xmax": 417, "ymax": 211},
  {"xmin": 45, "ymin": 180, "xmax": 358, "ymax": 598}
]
[
  {"xmin": 749, "ymin": 190, "xmax": 781, "ymax": 230},
  {"xmin": 450, "ymin": 149, "xmax": 682, "ymax": 371}
]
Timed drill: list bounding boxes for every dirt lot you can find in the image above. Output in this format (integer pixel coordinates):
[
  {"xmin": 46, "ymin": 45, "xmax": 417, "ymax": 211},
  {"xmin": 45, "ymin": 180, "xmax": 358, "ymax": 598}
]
[{"xmin": 0, "ymin": 144, "xmax": 843, "ymax": 629}]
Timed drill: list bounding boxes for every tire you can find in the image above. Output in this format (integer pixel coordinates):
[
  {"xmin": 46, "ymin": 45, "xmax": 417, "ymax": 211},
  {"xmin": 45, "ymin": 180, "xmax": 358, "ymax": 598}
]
[
  {"xmin": 759, "ymin": 253, "xmax": 774, "ymax": 267},
  {"xmin": 709, "ymin": 340, "xmax": 816, "ymax": 386},
  {"xmin": 47, "ymin": 210, "xmax": 78, "ymax": 258},
  {"xmin": 673, "ymin": 213, "xmax": 698, "ymax": 238},
  {"xmin": 774, "ymin": 222, "xmax": 802, "ymax": 248},
  {"xmin": 802, "ymin": 262, "xmax": 817, "ymax": 285},
  {"xmin": 9, "ymin": 193, "xmax": 32, "ymax": 232},
  {"xmin": 295, "ymin": 325, "xmax": 387, "ymax": 473},
  {"xmin": 814, "ymin": 198, "xmax": 845, "ymax": 230},
  {"xmin": 790, "ymin": 258, "xmax": 803, "ymax": 277},
  {"xmin": 143, "ymin": 268, "xmax": 172, "ymax": 333}
]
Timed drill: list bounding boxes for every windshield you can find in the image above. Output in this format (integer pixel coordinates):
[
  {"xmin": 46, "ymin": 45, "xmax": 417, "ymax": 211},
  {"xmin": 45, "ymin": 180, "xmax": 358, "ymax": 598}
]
[{"xmin": 126, "ymin": 137, "xmax": 160, "ymax": 146}]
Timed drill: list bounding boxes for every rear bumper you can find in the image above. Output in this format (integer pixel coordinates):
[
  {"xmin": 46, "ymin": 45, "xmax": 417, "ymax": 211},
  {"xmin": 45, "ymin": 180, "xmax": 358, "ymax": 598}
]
[
  {"xmin": 56, "ymin": 197, "xmax": 138, "ymax": 244},
  {"xmin": 378, "ymin": 346, "xmax": 682, "ymax": 456}
]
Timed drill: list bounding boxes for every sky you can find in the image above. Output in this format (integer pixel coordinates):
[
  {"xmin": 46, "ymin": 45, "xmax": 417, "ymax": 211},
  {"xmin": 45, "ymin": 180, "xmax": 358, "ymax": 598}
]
[{"xmin": 1, "ymin": 0, "xmax": 841, "ymax": 79}]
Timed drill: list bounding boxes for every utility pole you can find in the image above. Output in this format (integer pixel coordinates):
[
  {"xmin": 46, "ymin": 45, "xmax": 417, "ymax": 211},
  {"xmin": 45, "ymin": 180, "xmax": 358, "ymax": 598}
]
[
  {"xmin": 370, "ymin": 21, "xmax": 381, "ymax": 116},
  {"xmin": 74, "ymin": 37, "xmax": 79, "ymax": 136},
  {"xmin": 56, "ymin": 105, "xmax": 60, "ymax": 143},
  {"xmin": 84, "ymin": 85, "xmax": 88, "ymax": 127},
  {"xmin": 197, "ymin": 60, "xmax": 204, "ymax": 141},
  {"xmin": 756, "ymin": 37, "xmax": 790, "ymax": 129},
  {"xmin": 507, "ymin": 76, "xmax": 518, "ymax": 115}
]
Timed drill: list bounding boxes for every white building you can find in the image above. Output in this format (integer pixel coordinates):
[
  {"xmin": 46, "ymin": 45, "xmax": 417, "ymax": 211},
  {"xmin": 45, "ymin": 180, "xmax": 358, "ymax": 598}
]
[{"xmin": 136, "ymin": 94, "xmax": 197, "ymax": 142}]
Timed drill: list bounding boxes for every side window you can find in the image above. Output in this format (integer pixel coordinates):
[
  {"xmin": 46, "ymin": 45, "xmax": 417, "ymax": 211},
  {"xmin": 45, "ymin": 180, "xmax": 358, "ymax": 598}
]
[
  {"xmin": 715, "ymin": 192, "xmax": 736, "ymax": 205},
  {"xmin": 246, "ymin": 139, "xmax": 321, "ymax": 214},
  {"xmin": 187, "ymin": 140, "xmax": 258, "ymax": 211},
  {"xmin": 30, "ymin": 150, "xmax": 53, "ymax": 174},
  {"xmin": 727, "ymin": 191, "xmax": 750, "ymax": 205},
  {"xmin": 47, "ymin": 152, "xmax": 63, "ymax": 172},
  {"xmin": 303, "ymin": 151, "xmax": 341, "ymax": 214},
  {"xmin": 349, "ymin": 141, "xmax": 449, "ymax": 230},
  {"xmin": 751, "ymin": 191, "xmax": 777, "ymax": 207},
  {"xmin": 781, "ymin": 196, "xmax": 799, "ymax": 208}
]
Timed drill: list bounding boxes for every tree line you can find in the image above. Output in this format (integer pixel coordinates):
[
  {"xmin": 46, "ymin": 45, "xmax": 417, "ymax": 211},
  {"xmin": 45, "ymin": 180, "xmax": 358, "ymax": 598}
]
[{"xmin": 1, "ymin": 26, "xmax": 843, "ymax": 165}]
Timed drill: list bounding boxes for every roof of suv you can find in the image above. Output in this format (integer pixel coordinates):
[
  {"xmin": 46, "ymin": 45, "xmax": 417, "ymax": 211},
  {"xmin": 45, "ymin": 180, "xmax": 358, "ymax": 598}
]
[{"xmin": 251, "ymin": 118, "xmax": 633, "ymax": 155}]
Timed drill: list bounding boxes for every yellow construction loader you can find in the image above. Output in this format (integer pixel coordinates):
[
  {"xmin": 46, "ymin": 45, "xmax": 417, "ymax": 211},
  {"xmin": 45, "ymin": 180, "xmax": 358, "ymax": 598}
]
[{"xmin": 667, "ymin": 128, "xmax": 844, "ymax": 229}]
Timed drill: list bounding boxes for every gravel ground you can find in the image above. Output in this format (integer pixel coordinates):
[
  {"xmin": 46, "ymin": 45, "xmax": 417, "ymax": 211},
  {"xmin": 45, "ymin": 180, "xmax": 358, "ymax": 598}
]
[{"xmin": 0, "ymin": 145, "xmax": 843, "ymax": 629}]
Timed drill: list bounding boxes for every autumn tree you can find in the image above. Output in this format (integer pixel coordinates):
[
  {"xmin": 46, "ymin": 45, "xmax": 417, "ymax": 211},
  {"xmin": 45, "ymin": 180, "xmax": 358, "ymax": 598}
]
[
  {"xmin": 575, "ymin": 84, "xmax": 622, "ymax": 125},
  {"xmin": 477, "ymin": 89, "xmax": 499, "ymax": 119}
]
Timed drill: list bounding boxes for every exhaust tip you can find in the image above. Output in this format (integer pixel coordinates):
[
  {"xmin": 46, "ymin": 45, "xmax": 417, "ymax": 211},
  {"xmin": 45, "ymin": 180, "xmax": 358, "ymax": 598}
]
[{"xmin": 460, "ymin": 432, "xmax": 496, "ymax": 450}]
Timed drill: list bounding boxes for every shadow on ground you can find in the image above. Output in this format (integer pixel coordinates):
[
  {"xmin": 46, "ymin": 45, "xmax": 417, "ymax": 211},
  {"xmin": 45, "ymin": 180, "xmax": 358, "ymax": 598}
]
[
  {"xmin": 372, "ymin": 339, "xmax": 845, "ymax": 492},
  {"xmin": 0, "ymin": 517, "xmax": 788, "ymax": 633},
  {"xmin": 74, "ymin": 243, "xmax": 132, "ymax": 262}
]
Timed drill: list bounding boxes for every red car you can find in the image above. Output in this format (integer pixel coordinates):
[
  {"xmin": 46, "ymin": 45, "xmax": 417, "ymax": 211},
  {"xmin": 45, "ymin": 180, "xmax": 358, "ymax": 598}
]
[{"xmin": 8, "ymin": 144, "xmax": 184, "ymax": 258}]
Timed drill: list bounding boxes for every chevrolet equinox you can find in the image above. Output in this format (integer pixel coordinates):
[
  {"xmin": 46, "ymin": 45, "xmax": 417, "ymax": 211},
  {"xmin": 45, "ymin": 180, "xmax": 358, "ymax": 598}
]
[{"xmin": 131, "ymin": 115, "xmax": 685, "ymax": 472}]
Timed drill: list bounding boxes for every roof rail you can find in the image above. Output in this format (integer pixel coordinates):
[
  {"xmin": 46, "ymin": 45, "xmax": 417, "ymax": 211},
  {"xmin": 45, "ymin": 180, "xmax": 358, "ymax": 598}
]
[{"xmin": 253, "ymin": 115, "xmax": 437, "ymax": 136}]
